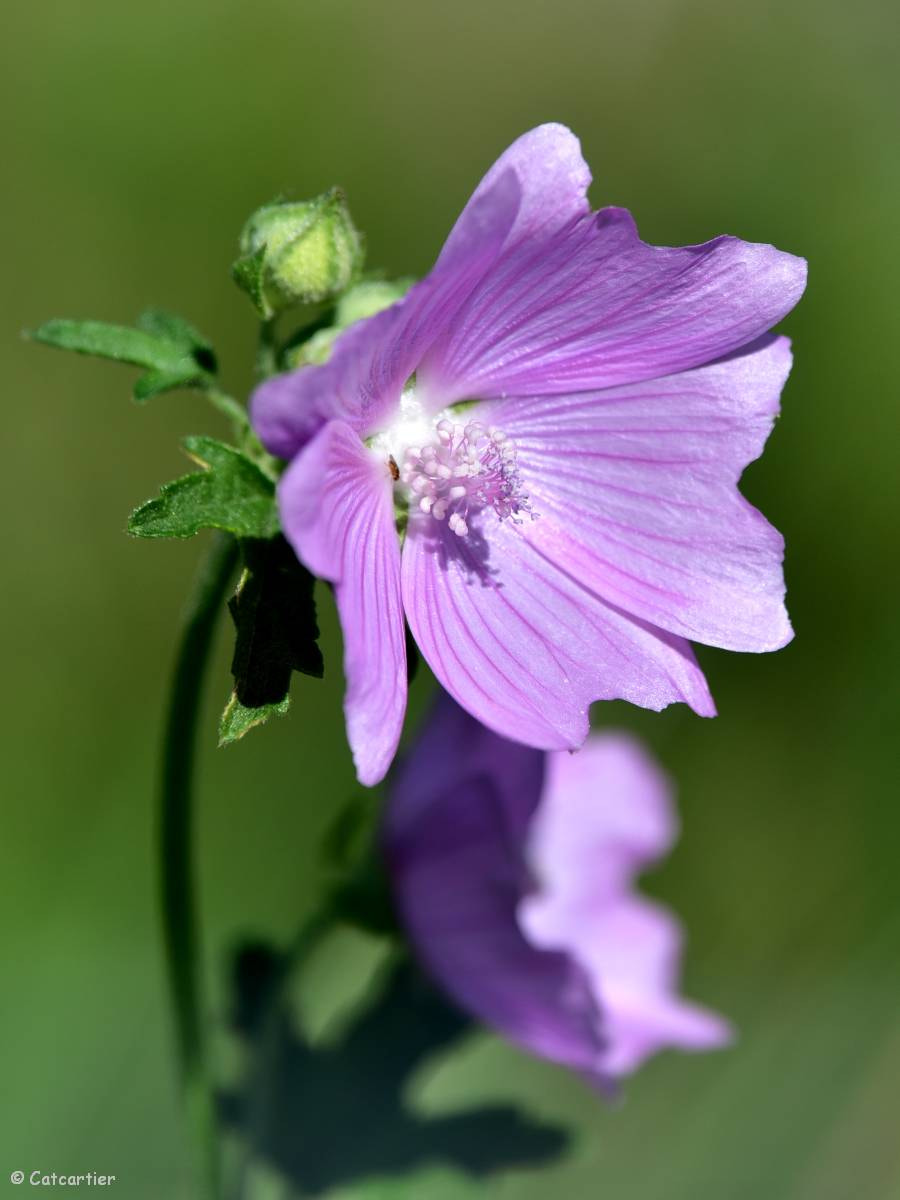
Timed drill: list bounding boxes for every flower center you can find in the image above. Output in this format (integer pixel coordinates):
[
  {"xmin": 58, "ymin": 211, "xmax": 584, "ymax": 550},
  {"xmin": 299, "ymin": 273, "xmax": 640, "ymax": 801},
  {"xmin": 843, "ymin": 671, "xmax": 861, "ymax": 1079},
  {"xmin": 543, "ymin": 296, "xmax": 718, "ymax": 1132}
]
[{"xmin": 399, "ymin": 418, "xmax": 533, "ymax": 537}]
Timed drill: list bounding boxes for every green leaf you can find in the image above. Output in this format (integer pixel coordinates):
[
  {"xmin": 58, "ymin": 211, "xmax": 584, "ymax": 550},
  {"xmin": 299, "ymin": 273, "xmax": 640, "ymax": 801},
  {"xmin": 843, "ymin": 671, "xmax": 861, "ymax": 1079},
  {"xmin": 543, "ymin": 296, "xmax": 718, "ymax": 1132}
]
[
  {"xmin": 132, "ymin": 366, "xmax": 207, "ymax": 402},
  {"xmin": 136, "ymin": 308, "xmax": 218, "ymax": 373},
  {"xmin": 128, "ymin": 437, "xmax": 278, "ymax": 539},
  {"xmin": 30, "ymin": 318, "xmax": 179, "ymax": 366},
  {"xmin": 218, "ymin": 693, "xmax": 290, "ymax": 746},
  {"xmin": 29, "ymin": 314, "xmax": 216, "ymax": 401},
  {"xmin": 227, "ymin": 535, "xmax": 323, "ymax": 710}
]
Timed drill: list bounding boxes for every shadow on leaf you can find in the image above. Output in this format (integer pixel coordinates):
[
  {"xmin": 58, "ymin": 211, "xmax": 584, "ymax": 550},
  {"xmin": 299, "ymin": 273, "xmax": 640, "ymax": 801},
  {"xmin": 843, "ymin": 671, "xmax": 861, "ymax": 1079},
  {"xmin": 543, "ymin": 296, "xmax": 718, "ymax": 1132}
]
[{"xmin": 219, "ymin": 939, "xmax": 570, "ymax": 1195}]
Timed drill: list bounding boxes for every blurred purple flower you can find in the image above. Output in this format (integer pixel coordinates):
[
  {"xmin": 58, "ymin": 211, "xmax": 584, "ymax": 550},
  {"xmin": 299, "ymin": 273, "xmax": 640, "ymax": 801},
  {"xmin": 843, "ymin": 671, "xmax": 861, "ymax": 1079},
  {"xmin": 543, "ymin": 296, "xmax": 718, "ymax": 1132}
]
[
  {"xmin": 383, "ymin": 696, "xmax": 731, "ymax": 1086},
  {"xmin": 252, "ymin": 125, "xmax": 807, "ymax": 784}
]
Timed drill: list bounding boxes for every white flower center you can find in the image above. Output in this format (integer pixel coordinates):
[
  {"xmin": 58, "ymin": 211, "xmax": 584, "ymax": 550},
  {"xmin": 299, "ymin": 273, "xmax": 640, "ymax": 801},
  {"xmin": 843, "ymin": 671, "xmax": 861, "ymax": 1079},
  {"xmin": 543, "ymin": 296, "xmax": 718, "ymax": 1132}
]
[{"xmin": 372, "ymin": 383, "xmax": 436, "ymax": 464}]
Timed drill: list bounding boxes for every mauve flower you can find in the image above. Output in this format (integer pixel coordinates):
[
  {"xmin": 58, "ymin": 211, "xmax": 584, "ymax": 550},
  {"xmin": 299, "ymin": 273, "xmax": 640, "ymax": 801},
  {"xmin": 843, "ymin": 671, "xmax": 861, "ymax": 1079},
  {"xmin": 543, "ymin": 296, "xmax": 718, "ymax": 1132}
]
[
  {"xmin": 252, "ymin": 124, "xmax": 807, "ymax": 785},
  {"xmin": 383, "ymin": 696, "xmax": 731, "ymax": 1085}
]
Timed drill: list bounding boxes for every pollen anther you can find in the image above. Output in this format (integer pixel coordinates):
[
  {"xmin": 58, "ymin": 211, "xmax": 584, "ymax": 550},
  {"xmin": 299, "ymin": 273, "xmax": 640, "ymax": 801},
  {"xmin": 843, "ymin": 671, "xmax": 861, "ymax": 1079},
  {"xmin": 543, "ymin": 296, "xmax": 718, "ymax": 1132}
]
[{"xmin": 398, "ymin": 420, "xmax": 533, "ymax": 537}]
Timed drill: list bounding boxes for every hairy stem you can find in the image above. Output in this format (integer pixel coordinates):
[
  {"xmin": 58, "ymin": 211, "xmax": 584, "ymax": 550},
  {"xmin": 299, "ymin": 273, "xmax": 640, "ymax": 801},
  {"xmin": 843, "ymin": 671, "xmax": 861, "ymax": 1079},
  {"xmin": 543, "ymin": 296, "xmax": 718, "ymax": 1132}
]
[
  {"xmin": 255, "ymin": 318, "xmax": 278, "ymax": 381},
  {"xmin": 160, "ymin": 531, "xmax": 240, "ymax": 1200}
]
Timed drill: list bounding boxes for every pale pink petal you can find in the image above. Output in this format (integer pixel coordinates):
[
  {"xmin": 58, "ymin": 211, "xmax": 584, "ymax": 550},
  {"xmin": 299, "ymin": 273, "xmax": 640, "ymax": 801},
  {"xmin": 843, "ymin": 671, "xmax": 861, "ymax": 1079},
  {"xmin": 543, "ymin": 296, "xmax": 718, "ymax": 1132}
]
[
  {"xmin": 521, "ymin": 733, "xmax": 732, "ymax": 1077},
  {"xmin": 489, "ymin": 335, "xmax": 794, "ymax": 652},
  {"xmin": 384, "ymin": 694, "xmax": 605, "ymax": 1074},
  {"xmin": 400, "ymin": 510, "xmax": 714, "ymax": 754},
  {"xmin": 573, "ymin": 900, "xmax": 733, "ymax": 1075},
  {"xmin": 524, "ymin": 733, "xmax": 676, "ymax": 912},
  {"xmin": 278, "ymin": 421, "xmax": 405, "ymax": 785}
]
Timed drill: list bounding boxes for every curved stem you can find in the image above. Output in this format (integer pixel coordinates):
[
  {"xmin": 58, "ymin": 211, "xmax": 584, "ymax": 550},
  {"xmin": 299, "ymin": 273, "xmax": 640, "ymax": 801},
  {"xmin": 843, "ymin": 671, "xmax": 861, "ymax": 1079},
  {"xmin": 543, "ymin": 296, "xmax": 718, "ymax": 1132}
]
[
  {"xmin": 160, "ymin": 531, "xmax": 240, "ymax": 1200},
  {"xmin": 205, "ymin": 387, "xmax": 251, "ymax": 433}
]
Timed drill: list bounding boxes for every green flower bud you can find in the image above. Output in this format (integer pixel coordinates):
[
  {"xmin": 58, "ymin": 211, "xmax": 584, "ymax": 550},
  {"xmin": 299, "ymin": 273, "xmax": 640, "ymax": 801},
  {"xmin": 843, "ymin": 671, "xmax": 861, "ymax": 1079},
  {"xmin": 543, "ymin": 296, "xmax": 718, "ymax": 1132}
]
[
  {"xmin": 232, "ymin": 189, "xmax": 364, "ymax": 319},
  {"xmin": 285, "ymin": 276, "xmax": 415, "ymax": 369}
]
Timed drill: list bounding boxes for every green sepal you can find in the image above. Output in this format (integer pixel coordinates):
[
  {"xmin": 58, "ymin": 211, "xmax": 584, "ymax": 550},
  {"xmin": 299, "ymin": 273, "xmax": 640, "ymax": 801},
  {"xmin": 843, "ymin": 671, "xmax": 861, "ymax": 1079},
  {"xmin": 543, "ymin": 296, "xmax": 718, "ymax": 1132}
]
[
  {"xmin": 128, "ymin": 437, "xmax": 279, "ymax": 540},
  {"xmin": 218, "ymin": 693, "xmax": 290, "ymax": 746},
  {"xmin": 230, "ymin": 246, "xmax": 268, "ymax": 318},
  {"xmin": 226, "ymin": 535, "xmax": 323, "ymax": 712},
  {"xmin": 29, "ymin": 312, "xmax": 216, "ymax": 401}
]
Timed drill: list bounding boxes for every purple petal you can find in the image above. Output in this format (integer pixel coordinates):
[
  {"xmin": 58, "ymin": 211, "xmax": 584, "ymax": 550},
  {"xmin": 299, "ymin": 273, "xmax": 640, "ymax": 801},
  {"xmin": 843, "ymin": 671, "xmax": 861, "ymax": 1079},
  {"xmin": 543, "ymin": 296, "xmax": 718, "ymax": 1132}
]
[
  {"xmin": 401, "ymin": 509, "xmax": 714, "ymax": 753},
  {"xmin": 251, "ymin": 124, "xmax": 593, "ymax": 458},
  {"xmin": 252, "ymin": 302, "xmax": 415, "ymax": 459},
  {"xmin": 436, "ymin": 123, "xmax": 592, "ymax": 264},
  {"xmin": 384, "ymin": 688, "xmax": 542, "ymax": 851},
  {"xmin": 384, "ymin": 694, "xmax": 605, "ymax": 1074},
  {"xmin": 420, "ymin": 207, "xmax": 806, "ymax": 403},
  {"xmin": 521, "ymin": 733, "xmax": 732, "ymax": 1076},
  {"xmin": 490, "ymin": 335, "xmax": 794, "ymax": 652},
  {"xmin": 278, "ymin": 421, "xmax": 405, "ymax": 785}
]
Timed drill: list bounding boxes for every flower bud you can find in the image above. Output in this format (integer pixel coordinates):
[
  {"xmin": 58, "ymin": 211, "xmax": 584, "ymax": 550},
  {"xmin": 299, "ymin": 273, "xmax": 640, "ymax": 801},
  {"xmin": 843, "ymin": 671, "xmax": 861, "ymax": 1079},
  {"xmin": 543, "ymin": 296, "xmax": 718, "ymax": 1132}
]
[{"xmin": 233, "ymin": 189, "xmax": 364, "ymax": 319}]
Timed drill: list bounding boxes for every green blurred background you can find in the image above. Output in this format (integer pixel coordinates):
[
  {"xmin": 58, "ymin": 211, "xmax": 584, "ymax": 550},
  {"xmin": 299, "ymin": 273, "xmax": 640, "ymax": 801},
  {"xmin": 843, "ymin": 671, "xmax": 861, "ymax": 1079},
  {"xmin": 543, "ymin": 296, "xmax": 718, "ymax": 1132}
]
[{"xmin": 3, "ymin": 0, "xmax": 898, "ymax": 1196}]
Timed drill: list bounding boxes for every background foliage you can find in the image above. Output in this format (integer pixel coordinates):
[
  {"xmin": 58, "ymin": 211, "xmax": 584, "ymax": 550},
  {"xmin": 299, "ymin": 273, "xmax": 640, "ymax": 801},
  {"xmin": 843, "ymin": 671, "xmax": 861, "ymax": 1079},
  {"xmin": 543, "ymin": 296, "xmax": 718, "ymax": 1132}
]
[{"xmin": 2, "ymin": 0, "xmax": 898, "ymax": 1196}]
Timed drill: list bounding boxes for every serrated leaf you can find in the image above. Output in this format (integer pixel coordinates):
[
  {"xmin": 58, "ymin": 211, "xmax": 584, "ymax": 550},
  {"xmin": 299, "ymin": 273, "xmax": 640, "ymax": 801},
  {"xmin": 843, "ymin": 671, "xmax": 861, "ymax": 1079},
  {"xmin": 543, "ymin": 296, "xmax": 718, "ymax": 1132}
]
[
  {"xmin": 29, "ymin": 314, "xmax": 216, "ymax": 401},
  {"xmin": 219, "ymin": 693, "xmax": 290, "ymax": 746},
  {"xmin": 227, "ymin": 535, "xmax": 323, "ymax": 712},
  {"xmin": 128, "ymin": 436, "xmax": 278, "ymax": 539}
]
